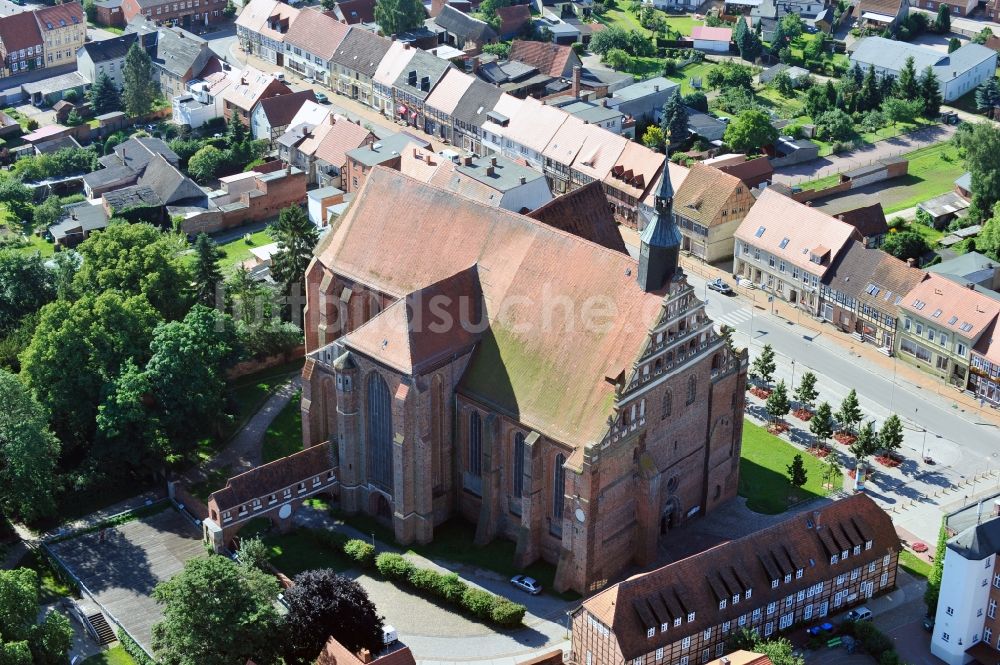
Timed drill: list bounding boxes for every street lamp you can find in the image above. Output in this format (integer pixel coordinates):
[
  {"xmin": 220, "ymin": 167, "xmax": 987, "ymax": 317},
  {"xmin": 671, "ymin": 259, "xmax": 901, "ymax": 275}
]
[{"xmin": 791, "ymin": 359, "xmax": 797, "ymax": 393}]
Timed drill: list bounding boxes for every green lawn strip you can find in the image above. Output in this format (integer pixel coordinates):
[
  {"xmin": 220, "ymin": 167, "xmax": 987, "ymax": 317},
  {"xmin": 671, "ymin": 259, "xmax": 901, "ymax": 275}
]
[
  {"xmin": 329, "ymin": 509, "xmax": 578, "ymax": 600},
  {"xmin": 16, "ymin": 549, "xmax": 78, "ymax": 602},
  {"xmin": 798, "ymin": 173, "xmax": 841, "ymax": 192},
  {"xmin": 903, "ymin": 220, "xmax": 945, "ymax": 246},
  {"xmin": 739, "ymin": 420, "xmax": 838, "ymax": 515},
  {"xmin": 215, "ymin": 228, "xmax": 273, "ymax": 273},
  {"xmin": 82, "ymin": 646, "xmax": 137, "ymax": 665},
  {"xmin": 226, "ymin": 359, "xmax": 305, "ymax": 425},
  {"xmin": 898, "ymin": 550, "xmax": 932, "ymax": 580},
  {"xmin": 262, "ymin": 390, "xmax": 303, "ymax": 463},
  {"xmin": 263, "ymin": 530, "xmax": 351, "ymax": 576},
  {"xmin": 666, "ymin": 61, "xmax": 715, "ymax": 96}
]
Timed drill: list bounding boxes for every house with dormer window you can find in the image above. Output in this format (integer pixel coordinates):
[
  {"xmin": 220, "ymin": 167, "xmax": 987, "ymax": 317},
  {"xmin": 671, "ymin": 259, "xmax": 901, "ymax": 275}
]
[
  {"xmin": 0, "ymin": 10, "xmax": 44, "ymax": 77},
  {"xmin": 671, "ymin": 163, "xmax": 754, "ymax": 262}
]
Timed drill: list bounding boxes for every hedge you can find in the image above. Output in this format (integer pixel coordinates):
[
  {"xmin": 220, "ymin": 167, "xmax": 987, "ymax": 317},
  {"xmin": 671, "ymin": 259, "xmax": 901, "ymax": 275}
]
[
  {"xmin": 843, "ymin": 620, "xmax": 898, "ymax": 663},
  {"xmin": 373, "ymin": 552, "xmax": 526, "ymax": 627},
  {"xmin": 117, "ymin": 627, "xmax": 157, "ymax": 665},
  {"xmin": 343, "ymin": 539, "xmax": 375, "ymax": 568}
]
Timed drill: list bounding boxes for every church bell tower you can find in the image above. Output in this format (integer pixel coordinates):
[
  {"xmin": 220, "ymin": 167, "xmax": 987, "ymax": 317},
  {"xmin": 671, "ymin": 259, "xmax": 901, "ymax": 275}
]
[{"xmin": 636, "ymin": 167, "xmax": 681, "ymax": 293}]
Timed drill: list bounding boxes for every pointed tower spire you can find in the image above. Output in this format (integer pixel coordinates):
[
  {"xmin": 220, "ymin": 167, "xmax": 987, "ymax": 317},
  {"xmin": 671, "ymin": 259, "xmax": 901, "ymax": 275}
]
[{"xmin": 637, "ymin": 167, "xmax": 681, "ymax": 293}]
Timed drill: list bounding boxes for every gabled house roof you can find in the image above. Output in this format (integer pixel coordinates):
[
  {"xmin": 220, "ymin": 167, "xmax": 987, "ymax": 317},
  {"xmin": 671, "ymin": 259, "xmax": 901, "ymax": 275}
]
[
  {"xmin": 330, "ymin": 26, "xmax": 391, "ymax": 77},
  {"xmin": 496, "ymin": 4, "xmax": 530, "ymax": 38},
  {"xmin": 284, "ymin": 8, "xmax": 350, "ymax": 61},
  {"xmin": 834, "ymin": 203, "xmax": 889, "ymax": 240},
  {"xmin": 313, "ymin": 115, "xmax": 375, "ymax": 167},
  {"xmin": 138, "ymin": 154, "xmax": 205, "ymax": 205},
  {"xmin": 256, "ymin": 90, "xmax": 317, "ymax": 129},
  {"xmin": 527, "ymin": 180, "xmax": 626, "ymax": 254},
  {"xmin": 856, "ymin": 0, "xmax": 905, "ymax": 19},
  {"xmin": 223, "ymin": 66, "xmax": 291, "ymax": 113},
  {"xmin": 80, "ymin": 32, "xmax": 138, "ymax": 64},
  {"xmin": 236, "ymin": 0, "xmax": 300, "ymax": 42},
  {"xmin": 580, "ymin": 494, "xmax": 898, "ymax": 661},
  {"xmin": 690, "ymin": 25, "xmax": 732, "ymax": 41},
  {"xmin": 35, "ymin": 2, "xmax": 84, "ymax": 32},
  {"xmin": 852, "ymin": 37, "xmax": 996, "ymax": 84},
  {"xmin": 0, "ymin": 11, "xmax": 43, "ymax": 53},
  {"xmin": 672, "ymin": 163, "xmax": 745, "ymax": 227},
  {"xmin": 502, "ymin": 96, "xmax": 567, "ymax": 154},
  {"xmin": 734, "ymin": 189, "xmax": 860, "ymax": 276},
  {"xmin": 716, "ymin": 156, "xmax": 773, "ymax": 188},
  {"xmin": 434, "ymin": 5, "xmax": 497, "ymax": 44},
  {"xmin": 314, "ymin": 167, "xmax": 667, "ymax": 445},
  {"xmin": 126, "ymin": 19, "xmax": 215, "ymax": 79},
  {"xmin": 391, "ymin": 48, "xmax": 451, "ymax": 102},
  {"xmin": 604, "ymin": 141, "xmax": 664, "ymax": 201},
  {"xmin": 424, "ymin": 67, "xmax": 476, "ymax": 116},
  {"xmin": 373, "ymin": 40, "xmax": 419, "ymax": 88},
  {"xmin": 450, "ymin": 78, "xmax": 504, "ymax": 129},
  {"xmin": 571, "ymin": 122, "xmax": 628, "ymax": 182},
  {"xmin": 899, "ymin": 273, "xmax": 999, "ymax": 340},
  {"xmin": 508, "ymin": 39, "xmax": 578, "ymax": 77},
  {"xmin": 210, "ymin": 442, "xmax": 335, "ymax": 511},
  {"xmin": 332, "ymin": 0, "xmax": 377, "ymax": 24}
]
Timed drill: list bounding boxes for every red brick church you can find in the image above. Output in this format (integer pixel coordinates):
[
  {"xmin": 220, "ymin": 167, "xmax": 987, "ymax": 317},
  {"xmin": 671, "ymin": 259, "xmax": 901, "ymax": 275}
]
[{"xmin": 289, "ymin": 166, "xmax": 748, "ymax": 594}]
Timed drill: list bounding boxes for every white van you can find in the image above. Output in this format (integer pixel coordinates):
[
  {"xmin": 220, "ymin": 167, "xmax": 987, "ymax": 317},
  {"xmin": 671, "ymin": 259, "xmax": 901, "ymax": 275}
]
[{"xmin": 382, "ymin": 625, "xmax": 398, "ymax": 645}]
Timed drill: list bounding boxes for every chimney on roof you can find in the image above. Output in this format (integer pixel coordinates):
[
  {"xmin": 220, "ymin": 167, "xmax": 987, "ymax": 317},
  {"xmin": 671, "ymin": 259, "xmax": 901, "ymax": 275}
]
[
  {"xmin": 486, "ymin": 165, "xmax": 495, "ymax": 176},
  {"xmin": 490, "ymin": 156, "xmax": 497, "ymax": 166},
  {"xmin": 357, "ymin": 649, "xmax": 373, "ymax": 664},
  {"xmin": 571, "ymin": 64, "xmax": 581, "ymax": 99},
  {"xmin": 907, "ymin": 257, "xmax": 916, "ymax": 267},
  {"xmin": 519, "ymin": 176, "xmax": 526, "ymax": 184},
  {"xmin": 971, "ymin": 283, "xmax": 978, "ymax": 290},
  {"xmin": 463, "ymin": 156, "xmax": 473, "ymax": 166},
  {"xmin": 329, "ymin": 114, "xmax": 336, "ymax": 125},
  {"xmin": 402, "ymin": 41, "xmax": 411, "ymax": 49}
]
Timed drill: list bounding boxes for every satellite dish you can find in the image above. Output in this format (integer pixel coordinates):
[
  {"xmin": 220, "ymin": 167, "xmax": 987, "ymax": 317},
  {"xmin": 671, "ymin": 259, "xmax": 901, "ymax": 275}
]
[
  {"xmin": 278, "ymin": 504, "xmax": 292, "ymax": 519},
  {"xmin": 575, "ymin": 508, "xmax": 586, "ymax": 523}
]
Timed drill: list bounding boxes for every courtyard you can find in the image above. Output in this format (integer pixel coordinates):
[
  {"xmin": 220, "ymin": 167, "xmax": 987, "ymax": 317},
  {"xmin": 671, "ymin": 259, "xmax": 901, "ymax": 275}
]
[{"xmin": 47, "ymin": 506, "xmax": 207, "ymax": 653}]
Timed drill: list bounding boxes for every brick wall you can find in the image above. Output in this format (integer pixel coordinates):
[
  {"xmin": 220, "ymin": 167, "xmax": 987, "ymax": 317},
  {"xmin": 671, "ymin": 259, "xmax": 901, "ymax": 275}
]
[{"xmin": 225, "ymin": 345, "xmax": 305, "ymax": 380}]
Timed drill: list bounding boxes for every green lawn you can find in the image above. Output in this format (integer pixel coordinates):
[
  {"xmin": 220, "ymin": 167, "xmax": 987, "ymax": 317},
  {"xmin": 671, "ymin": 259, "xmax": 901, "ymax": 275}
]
[
  {"xmin": 82, "ymin": 647, "xmax": 137, "ymax": 665},
  {"xmin": 263, "ymin": 530, "xmax": 350, "ymax": 576},
  {"xmin": 226, "ymin": 360, "xmax": 304, "ymax": 427},
  {"xmin": 216, "ymin": 228, "xmax": 273, "ymax": 273},
  {"xmin": 898, "ymin": 550, "xmax": 932, "ymax": 580},
  {"xmin": 15, "ymin": 549, "xmax": 77, "ymax": 602},
  {"xmin": 596, "ymin": 9, "xmax": 701, "ymax": 39},
  {"xmin": 262, "ymin": 389, "xmax": 303, "ymax": 463},
  {"xmin": 667, "ymin": 61, "xmax": 716, "ymax": 96},
  {"xmin": 903, "ymin": 220, "xmax": 946, "ymax": 246},
  {"xmin": 881, "ymin": 142, "xmax": 965, "ymax": 214},
  {"xmin": 739, "ymin": 421, "xmax": 840, "ymax": 515}
]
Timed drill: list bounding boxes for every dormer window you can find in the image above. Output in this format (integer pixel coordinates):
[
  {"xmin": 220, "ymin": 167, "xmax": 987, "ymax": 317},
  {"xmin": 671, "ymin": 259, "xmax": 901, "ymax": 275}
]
[
  {"xmin": 784, "ymin": 573, "xmax": 791, "ymax": 583},
  {"xmin": 687, "ymin": 612, "xmax": 695, "ymax": 623},
  {"xmin": 771, "ymin": 579, "xmax": 779, "ymax": 589},
  {"xmin": 831, "ymin": 554, "xmax": 839, "ymax": 564},
  {"xmin": 745, "ymin": 589, "xmax": 752, "ymax": 600},
  {"xmin": 796, "ymin": 568, "xmax": 803, "ymax": 579},
  {"xmin": 853, "ymin": 545, "xmax": 861, "ymax": 556},
  {"xmin": 842, "ymin": 550, "xmax": 848, "ymax": 560},
  {"xmin": 673, "ymin": 617, "xmax": 682, "ymax": 628},
  {"xmin": 647, "ymin": 627, "xmax": 655, "ymax": 638},
  {"xmin": 660, "ymin": 622, "xmax": 668, "ymax": 632},
  {"xmin": 865, "ymin": 540, "xmax": 873, "ymax": 550},
  {"xmin": 732, "ymin": 594, "xmax": 739, "ymax": 604},
  {"xmin": 719, "ymin": 599, "xmax": 727, "ymax": 610}
]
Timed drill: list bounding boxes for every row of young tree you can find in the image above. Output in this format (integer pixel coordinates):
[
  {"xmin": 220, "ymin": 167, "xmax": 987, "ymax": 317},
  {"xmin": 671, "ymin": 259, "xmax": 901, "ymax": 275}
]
[
  {"xmin": 751, "ymin": 345, "xmax": 906, "ymax": 464},
  {"xmin": 0, "ymin": 205, "xmax": 319, "ymax": 524}
]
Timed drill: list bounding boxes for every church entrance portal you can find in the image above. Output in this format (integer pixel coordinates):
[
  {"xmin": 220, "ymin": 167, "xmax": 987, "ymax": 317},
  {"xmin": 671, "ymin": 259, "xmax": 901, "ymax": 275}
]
[{"xmin": 660, "ymin": 496, "xmax": 681, "ymax": 534}]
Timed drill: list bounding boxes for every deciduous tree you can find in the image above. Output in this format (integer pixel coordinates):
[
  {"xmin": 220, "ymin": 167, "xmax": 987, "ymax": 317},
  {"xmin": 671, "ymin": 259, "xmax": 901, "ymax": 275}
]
[
  {"xmin": 152, "ymin": 556, "xmax": 282, "ymax": 665},
  {"xmin": 750, "ymin": 343, "xmax": 776, "ymax": 386},
  {"xmin": 849, "ymin": 420, "xmax": 878, "ymax": 462},
  {"xmin": 374, "ymin": 0, "xmax": 426, "ymax": 37},
  {"xmin": 879, "ymin": 414, "xmax": 904, "ymax": 456},
  {"xmin": 0, "ymin": 250, "xmax": 54, "ymax": 333},
  {"xmin": 187, "ymin": 145, "xmax": 225, "ymax": 184},
  {"xmin": 282, "ymin": 569, "xmax": 385, "ymax": 665},
  {"xmin": 809, "ymin": 401, "xmax": 834, "ymax": 445},
  {"xmin": 836, "ymin": 389, "xmax": 863, "ymax": 434},
  {"xmin": 882, "ymin": 230, "xmax": 930, "ymax": 262},
  {"xmin": 786, "ymin": 454, "xmax": 808, "ymax": 492},
  {"xmin": 794, "ymin": 371, "xmax": 818, "ymax": 410},
  {"xmin": 0, "ymin": 370, "xmax": 60, "ymax": 522},
  {"xmin": 724, "ymin": 109, "xmax": 778, "ymax": 153},
  {"xmin": 766, "ymin": 380, "xmax": 790, "ymax": 424}
]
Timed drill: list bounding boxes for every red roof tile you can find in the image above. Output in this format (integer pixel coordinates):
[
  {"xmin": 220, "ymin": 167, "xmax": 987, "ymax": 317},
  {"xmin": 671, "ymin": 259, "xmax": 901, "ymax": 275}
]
[
  {"xmin": 209, "ymin": 442, "xmax": 334, "ymax": 511},
  {"xmin": 34, "ymin": 2, "xmax": 84, "ymax": 31},
  {"xmin": 334, "ymin": 0, "xmax": 376, "ymax": 23},
  {"xmin": 509, "ymin": 39, "xmax": 577, "ymax": 77},
  {"xmin": 900, "ymin": 273, "xmax": 999, "ymax": 340},
  {"xmin": 496, "ymin": 4, "xmax": 530, "ymax": 36},
  {"xmin": 0, "ymin": 11, "xmax": 43, "ymax": 54},
  {"xmin": 528, "ymin": 180, "xmax": 627, "ymax": 254},
  {"xmin": 284, "ymin": 8, "xmax": 350, "ymax": 61}
]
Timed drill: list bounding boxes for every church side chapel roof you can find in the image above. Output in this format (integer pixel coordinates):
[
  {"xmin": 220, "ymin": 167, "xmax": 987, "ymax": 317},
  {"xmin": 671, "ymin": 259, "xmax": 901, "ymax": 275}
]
[{"xmin": 315, "ymin": 167, "xmax": 668, "ymax": 446}]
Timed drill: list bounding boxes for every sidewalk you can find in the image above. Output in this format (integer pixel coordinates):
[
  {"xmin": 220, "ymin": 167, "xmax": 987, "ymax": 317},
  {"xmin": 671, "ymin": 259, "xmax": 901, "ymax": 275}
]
[{"xmin": 678, "ymin": 255, "xmax": 1000, "ymax": 429}]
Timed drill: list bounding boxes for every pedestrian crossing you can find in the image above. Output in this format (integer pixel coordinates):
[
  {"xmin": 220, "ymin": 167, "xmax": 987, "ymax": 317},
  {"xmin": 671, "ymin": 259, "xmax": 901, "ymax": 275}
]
[{"xmin": 713, "ymin": 308, "xmax": 753, "ymax": 329}]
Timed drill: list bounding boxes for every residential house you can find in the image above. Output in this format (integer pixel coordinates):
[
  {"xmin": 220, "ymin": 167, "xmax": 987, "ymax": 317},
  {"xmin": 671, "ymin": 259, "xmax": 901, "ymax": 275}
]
[
  {"xmin": 328, "ymin": 0, "xmax": 377, "ymax": 24},
  {"xmin": 834, "ymin": 203, "xmax": 889, "ymax": 249},
  {"xmin": 296, "ymin": 165, "xmax": 746, "ymax": 595},
  {"xmin": 476, "ymin": 58, "xmax": 555, "ymax": 98},
  {"xmin": 931, "ymin": 514, "xmax": 1000, "ymax": 664},
  {"xmin": 734, "ymin": 189, "xmax": 861, "ymax": 315},
  {"xmin": 307, "ymin": 185, "xmax": 346, "ymax": 227},
  {"xmin": 82, "ymin": 136, "xmax": 181, "ymax": 198},
  {"xmin": 0, "ymin": 11, "xmax": 43, "ymax": 78},
  {"xmin": 343, "ymin": 131, "xmax": 429, "ymax": 193},
  {"xmin": 77, "ymin": 33, "xmax": 138, "ymax": 89},
  {"xmin": 434, "ymin": 5, "xmax": 497, "ymax": 54},
  {"xmin": 49, "ymin": 199, "xmax": 111, "ymax": 247},
  {"xmin": 607, "ymin": 77, "xmax": 680, "ymax": 124},
  {"xmin": 221, "ymin": 65, "xmax": 292, "ymax": 126},
  {"xmin": 550, "ymin": 97, "xmax": 624, "ymax": 134},
  {"xmin": 500, "ymin": 95, "xmax": 567, "ymax": 169},
  {"xmin": 571, "ymin": 494, "xmax": 898, "ymax": 665},
  {"xmin": 971, "ymin": 319, "xmax": 1000, "ymax": 407},
  {"xmin": 541, "ymin": 114, "xmax": 589, "ymax": 195},
  {"xmin": 496, "ymin": 4, "xmax": 531, "ymax": 39},
  {"xmin": 235, "ymin": 0, "xmax": 299, "ymax": 66},
  {"xmin": 850, "ymin": 37, "xmax": 996, "ymax": 102},
  {"xmin": 690, "ymin": 25, "xmax": 732, "ymax": 53},
  {"xmin": 751, "ymin": 0, "xmax": 829, "ymax": 31},
  {"xmin": 35, "ymin": 2, "xmax": 86, "ymax": 70},
  {"xmin": 390, "ymin": 49, "xmax": 452, "ymax": 131},
  {"xmin": 604, "ymin": 141, "xmax": 666, "ymax": 230},
  {"xmin": 251, "ymin": 89, "xmax": 317, "ymax": 144},
  {"xmin": 449, "ymin": 78, "xmax": 503, "ymax": 154},
  {"xmin": 121, "ymin": 0, "xmax": 228, "ymax": 28},
  {"xmin": 671, "ymin": 163, "xmax": 755, "ymax": 263},
  {"xmin": 316, "ymin": 633, "xmax": 417, "ymax": 665},
  {"xmin": 283, "ymin": 8, "xmax": 350, "ymax": 86},
  {"xmin": 758, "ymin": 63, "xmax": 811, "ymax": 86},
  {"xmin": 278, "ymin": 106, "xmax": 375, "ymax": 186},
  {"xmin": 896, "ymin": 273, "xmax": 1000, "ymax": 388},
  {"xmin": 914, "ymin": 0, "xmax": 976, "ymax": 19},
  {"xmin": 854, "ymin": 0, "xmax": 908, "ymax": 30},
  {"xmin": 173, "ymin": 69, "xmax": 235, "ymax": 128},
  {"xmin": 508, "ymin": 39, "xmax": 581, "ymax": 79},
  {"xmin": 127, "ymin": 19, "xmax": 222, "ymax": 101},
  {"xmin": 330, "ymin": 27, "xmax": 391, "ymax": 107},
  {"xmin": 928, "ymin": 252, "xmax": 1000, "ymax": 292},
  {"xmin": 424, "ymin": 67, "xmax": 476, "ymax": 141},
  {"xmin": 372, "ymin": 41, "xmax": 419, "ymax": 116},
  {"xmin": 714, "ymin": 156, "xmax": 773, "ymax": 189},
  {"xmin": 401, "ymin": 148, "xmax": 553, "ymax": 212},
  {"xmin": 819, "ymin": 240, "xmax": 927, "ymax": 350}
]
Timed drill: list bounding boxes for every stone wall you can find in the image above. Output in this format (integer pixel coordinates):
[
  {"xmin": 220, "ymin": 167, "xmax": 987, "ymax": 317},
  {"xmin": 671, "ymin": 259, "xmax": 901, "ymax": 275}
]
[{"xmin": 225, "ymin": 345, "xmax": 305, "ymax": 380}]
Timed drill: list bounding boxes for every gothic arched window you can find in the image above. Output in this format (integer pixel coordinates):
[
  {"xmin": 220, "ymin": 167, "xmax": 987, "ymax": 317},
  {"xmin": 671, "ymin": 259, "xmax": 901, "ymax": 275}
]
[
  {"xmin": 513, "ymin": 432, "xmax": 525, "ymax": 497},
  {"xmin": 468, "ymin": 411, "xmax": 482, "ymax": 477},
  {"xmin": 552, "ymin": 453, "xmax": 565, "ymax": 520},
  {"xmin": 687, "ymin": 375, "xmax": 697, "ymax": 405},
  {"xmin": 367, "ymin": 373, "xmax": 393, "ymax": 491},
  {"xmin": 661, "ymin": 390, "xmax": 672, "ymax": 420}
]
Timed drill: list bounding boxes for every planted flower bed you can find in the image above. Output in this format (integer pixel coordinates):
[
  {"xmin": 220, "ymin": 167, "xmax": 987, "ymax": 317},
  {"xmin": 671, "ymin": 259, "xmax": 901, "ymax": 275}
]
[
  {"xmin": 833, "ymin": 431, "xmax": 857, "ymax": 445},
  {"xmin": 807, "ymin": 445, "xmax": 831, "ymax": 458},
  {"xmin": 793, "ymin": 408, "xmax": 813, "ymax": 421},
  {"xmin": 875, "ymin": 454, "xmax": 902, "ymax": 468},
  {"xmin": 749, "ymin": 387, "xmax": 772, "ymax": 399},
  {"xmin": 767, "ymin": 421, "xmax": 789, "ymax": 435}
]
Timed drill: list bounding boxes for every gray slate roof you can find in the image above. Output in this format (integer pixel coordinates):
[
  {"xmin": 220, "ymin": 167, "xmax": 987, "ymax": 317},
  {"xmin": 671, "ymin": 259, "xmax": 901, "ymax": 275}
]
[
  {"xmin": 851, "ymin": 37, "xmax": 997, "ymax": 83},
  {"xmin": 83, "ymin": 164, "xmax": 136, "ymax": 190},
  {"xmin": 450, "ymin": 78, "xmax": 503, "ymax": 128},
  {"xmin": 434, "ymin": 5, "xmax": 497, "ymax": 44},
  {"xmin": 139, "ymin": 154, "xmax": 206, "ymax": 205},
  {"xmin": 453, "ymin": 154, "xmax": 543, "ymax": 191},
  {"xmin": 80, "ymin": 33, "xmax": 138, "ymax": 64},
  {"xmin": 948, "ymin": 517, "xmax": 1000, "ymax": 561},
  {"xmin": 347, "ymin": 132, "xmax": 428, "ymax": 166},
  {"xmin": 928, "ymin": 251, "xmax": 999, "ymax": 279},
  {"xmin": 104, "ymin": 184, "xmax": 162, "ymax": 212},
  {"xmin": 126, "ymin": 19, "xmax": 212, "ymax": 78},
  {"xmin": 50, "ymin": 201, "xmax": 110, "ymax": 242},
  {"xmin": 330, "ymin": 27, "xmax": 391, "ymax": 77},
  {"xmin": 611, "ymin": 76, "xmax": 678, "ymax": 102},
  {"xmin": 392, "ymin": 49, "xmax": 451, "ymax": 102}
]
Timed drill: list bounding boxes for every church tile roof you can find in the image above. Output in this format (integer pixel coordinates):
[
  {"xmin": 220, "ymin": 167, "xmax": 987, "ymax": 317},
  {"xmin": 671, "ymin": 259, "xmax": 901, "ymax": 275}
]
[{"xmin": 527, "ymin": 180, "xmax": 627, "ymax": 254}]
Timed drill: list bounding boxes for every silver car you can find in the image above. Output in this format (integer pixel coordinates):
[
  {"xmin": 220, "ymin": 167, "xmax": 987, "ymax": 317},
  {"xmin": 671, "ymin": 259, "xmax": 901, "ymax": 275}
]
[{"xmin": 510, "ymin": 575, "xmax": 542, "ymax": 595}]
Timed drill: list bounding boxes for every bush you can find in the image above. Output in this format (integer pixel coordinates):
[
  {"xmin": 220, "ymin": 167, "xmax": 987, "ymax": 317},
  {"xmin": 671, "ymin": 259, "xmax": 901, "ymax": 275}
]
[
  {"xmin": 343, "ymin": 539, "xmax": 375, "ymax": 568},
  {"xmin": 854, "ymin": 621, "xmax": 894, "ymax": 659},
  {"xmin": 407, "ymin": 567, "xmax": 442, "ymax": 593},
  {"xmin": 375, "ymin": 552, "xmax": 415, "ymax": 580},
  {"xmin": 461, "ymin": 587, "xmax": 496, "ymax": 620},
  {"xmin": 490, "ymin": 599, "xmax": 527, "ymax": 627},
  {"xmin": 117, "ymin": 628, "xmax": 156, "ymax": 665},
  {"xmin": 879, "ymin": 651, "xmax": 901, "ymax": 665},
  {"xmin": 437, "ymin": 572, "xmax": 468, "ymax": 603}
]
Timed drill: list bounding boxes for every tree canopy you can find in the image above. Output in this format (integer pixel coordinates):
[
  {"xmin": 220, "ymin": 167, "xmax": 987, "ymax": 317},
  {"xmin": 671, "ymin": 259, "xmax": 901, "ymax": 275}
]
[
  {"xmin": 269, "ymin": 205, "xmax": 320, "ymax": 314},
  {"xmin": 882, "ymin": 230, "xmax": 930, "ymax": 262},
  {"xmin": 0, "ymin": 370, "xmax": 60, "ymax": 521},
  {"xmin": 0, "ymin": 568, "xmax": 74, "ymax": 664},
  {"xmin": 589, "ymin": 25, "xmax": 655, "ymax": 57},
  {"xmin": 122, "ymin": 42, "xmax": 159, "ymax": 118},
  {"xmin": 374, "ymin": 0, "xmax": 426, "ymax": 37},
  {"xmin": 724, "ymin": 109, "xmax": 778, "ymax": 154},
  {"xmin": 0, "ymin": 250, "xmax": 55, "ymax": 333}
]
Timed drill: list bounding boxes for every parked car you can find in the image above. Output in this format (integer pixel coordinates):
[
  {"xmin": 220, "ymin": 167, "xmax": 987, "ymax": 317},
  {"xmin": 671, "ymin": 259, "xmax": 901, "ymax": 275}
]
[
  {"xmin": 707, "ymin": 278, "xmax": 734, "ymax": 295},
  {"xmin": 846, "ymin": 607, "xmax": 873, "ymax": 622},
  {"xmin": 315, "ymin": 92, "xmax": 329, "ymax": 104},
  {"xmin": 510, "ymin": 575, "xmax": 542, "ymax": 595},
  {"xmin": 275, "ymin": 72, "xmax": 285, "ymax": 81}
]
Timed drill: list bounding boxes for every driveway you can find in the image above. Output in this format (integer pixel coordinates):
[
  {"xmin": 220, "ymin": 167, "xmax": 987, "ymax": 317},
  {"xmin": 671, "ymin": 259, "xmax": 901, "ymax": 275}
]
[{"xmin": 772, "ymin": 125, "xmax": 957, "ymax": 187}]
